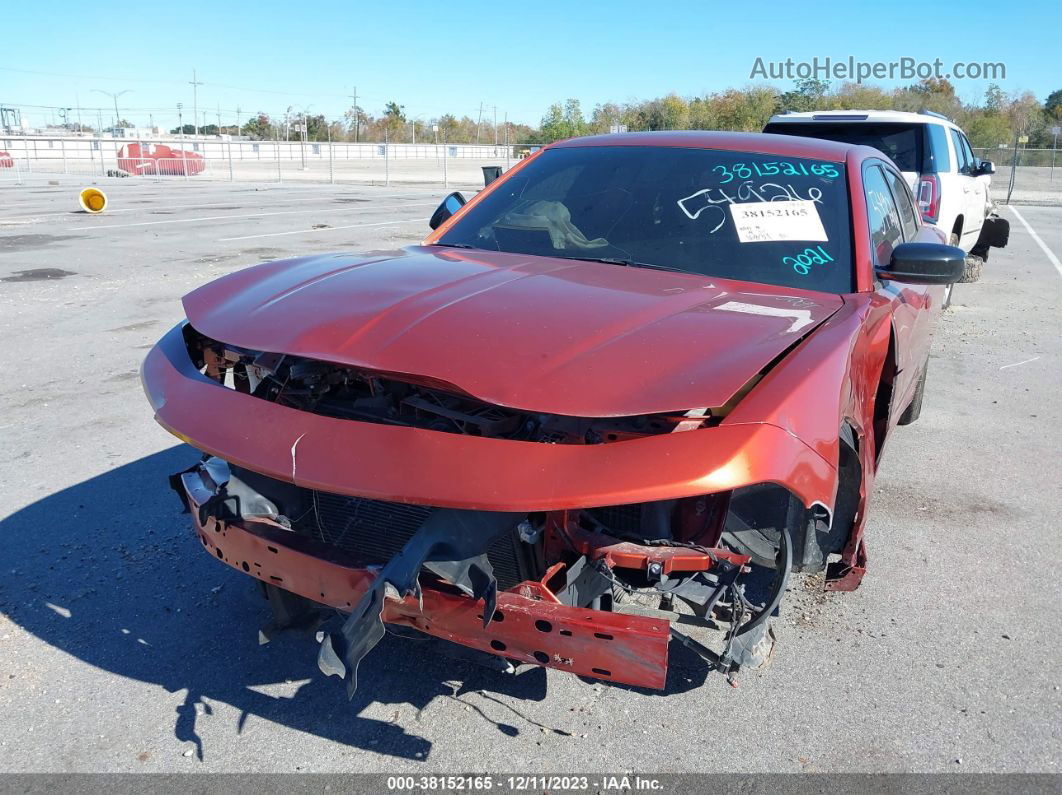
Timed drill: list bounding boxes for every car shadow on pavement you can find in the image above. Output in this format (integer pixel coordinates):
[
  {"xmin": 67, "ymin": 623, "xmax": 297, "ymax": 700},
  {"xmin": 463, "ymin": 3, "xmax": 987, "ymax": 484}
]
[{"xmin": 0, "ymin": 446, "xmax": 565, "ymax": 763}]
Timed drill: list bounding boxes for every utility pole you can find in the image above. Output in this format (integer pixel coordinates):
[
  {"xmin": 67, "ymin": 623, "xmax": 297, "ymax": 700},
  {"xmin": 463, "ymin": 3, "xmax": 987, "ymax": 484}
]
[
  {"xmin": 349, "ymin": 87, "xmax": 359, "ymax": 142},
  {"xmin": 75, "ymin": 94, "xmax": 82, "ymax": 133},
  {"xmin": 476, "ymin": 101, "xmax": 483, "ymax": 144},
  {"xmin": 189, "ymin": 69, "xmax": 203, "ymax": 138},
  {"xmin": 493, "ymin": 105, "xmax": 497, "ymax": 145},
  {"xmin": 299, "ymin": 109, "xmax": 308, "ymax": 170},
  {"xmin": 1051, "ymin": 126, "xmax": 1060, "ymax": 181},
  {"xmin": 216, "ymin": 102, "xmax": 221, "ymax": 132},
  {"xmin": 177, "ymin": 103, "xmax": 183, "ymax": 138},
  {"xmin": 91, "ymin": 88, "xmax": 130, "ymax": 135},
  {"xmin": 235, "ymin": 106, "xmax": 241, "ymax": 138}
]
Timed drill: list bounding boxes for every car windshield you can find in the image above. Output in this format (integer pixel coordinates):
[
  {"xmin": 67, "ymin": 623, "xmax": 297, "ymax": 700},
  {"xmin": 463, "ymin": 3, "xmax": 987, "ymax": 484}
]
[{"xmin": 437, "ymin": 145, "xmax": 854, "ymax": 293}]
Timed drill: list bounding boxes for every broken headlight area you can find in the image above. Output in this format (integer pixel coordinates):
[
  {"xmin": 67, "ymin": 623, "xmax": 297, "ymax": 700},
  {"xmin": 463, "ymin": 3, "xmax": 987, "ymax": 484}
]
[
  {"xmin": 175, "ymin": 456, "xmax": 798, "ymax": 696},
  {"xmin": 181, "ymin": 324, "xmax": 716, "ymax": 444}
]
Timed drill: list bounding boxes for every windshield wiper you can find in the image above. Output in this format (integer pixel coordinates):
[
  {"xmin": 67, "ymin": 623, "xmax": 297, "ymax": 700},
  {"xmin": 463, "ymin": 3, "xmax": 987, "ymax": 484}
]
[
  {"xmin": 559, "ymin": 255, "xmax": 690, "ymax": 274},
  {"xmin": 431, "ymin": 242, "xmax": 478, "ymax": 249}
]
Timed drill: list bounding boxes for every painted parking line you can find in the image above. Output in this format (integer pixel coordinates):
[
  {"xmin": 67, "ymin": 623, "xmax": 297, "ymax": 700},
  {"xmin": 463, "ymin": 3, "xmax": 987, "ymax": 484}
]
[
  {"xmin": 2, "ymin": 201, "xmax": 283, "ymax": 221},
  {"xmin": 219, "ymin": 218, "xmax": 427, "ymax": 242},
  {"xmin": 65, "ymin": 202, "xmax": 437, "ymax": 232},
  {"xmin": 3, "ymin": 192, "xmax": 444, "ymax": 224},
  {"xmin": 1008, "ymin": 206, "xmax": 1062, "ymax": 280}
]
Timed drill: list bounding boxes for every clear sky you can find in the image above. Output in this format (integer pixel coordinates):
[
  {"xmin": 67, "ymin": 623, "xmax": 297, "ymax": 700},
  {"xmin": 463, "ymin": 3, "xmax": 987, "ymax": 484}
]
[{"xmin": 2, "ymin": 0, "xmax": 1056, "ymax": 130}]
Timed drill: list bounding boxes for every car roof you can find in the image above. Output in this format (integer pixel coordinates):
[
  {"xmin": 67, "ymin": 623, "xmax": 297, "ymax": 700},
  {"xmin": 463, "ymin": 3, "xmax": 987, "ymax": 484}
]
[
  {"xmin": 766, "ymin": 109, "xmax": 958, "ymax": 129},
  {"xmin": 548, "ymin": 130, "xmax": 860, "ymax": 163}
]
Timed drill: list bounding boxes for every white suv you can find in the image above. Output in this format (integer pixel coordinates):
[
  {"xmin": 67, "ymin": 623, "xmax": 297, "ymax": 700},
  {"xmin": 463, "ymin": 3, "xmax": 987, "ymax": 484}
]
[{"xmin": 763, "ymin": 110, "xmax": 1008, "ymax": 266}]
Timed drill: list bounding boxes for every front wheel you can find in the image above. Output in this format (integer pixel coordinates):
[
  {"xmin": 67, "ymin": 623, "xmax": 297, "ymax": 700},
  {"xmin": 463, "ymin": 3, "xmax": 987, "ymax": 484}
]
[{"xmin": 898, "ymin": 360, "xmax": 927, "ymax": 426}]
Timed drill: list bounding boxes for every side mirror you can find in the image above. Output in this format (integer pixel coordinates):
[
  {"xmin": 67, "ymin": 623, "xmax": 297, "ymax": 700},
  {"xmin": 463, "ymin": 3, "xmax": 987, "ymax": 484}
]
[
  {"xmin": 428, "ymin": 191, "xmax": 466, "ymax": 230},
  {"xmin": 976, "ymin": 160, "xmax": 995, "ymax": 176},
  {"xmin": 877, "ymin": 242, "xmax": 966, "ymax": 285}
]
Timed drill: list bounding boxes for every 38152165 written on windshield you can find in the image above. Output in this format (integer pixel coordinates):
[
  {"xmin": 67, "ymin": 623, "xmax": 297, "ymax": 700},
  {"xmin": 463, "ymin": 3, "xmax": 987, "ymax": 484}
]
[{"xmin": 438, "ymin": 146, "xmax": 854, "ymax": 293}]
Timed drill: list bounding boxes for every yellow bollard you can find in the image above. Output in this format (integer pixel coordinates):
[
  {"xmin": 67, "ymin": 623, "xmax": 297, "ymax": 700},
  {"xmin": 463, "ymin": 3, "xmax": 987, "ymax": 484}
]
[{"xmin": 78, "ymin": 187, "xmax": 107, "ymax": 213}]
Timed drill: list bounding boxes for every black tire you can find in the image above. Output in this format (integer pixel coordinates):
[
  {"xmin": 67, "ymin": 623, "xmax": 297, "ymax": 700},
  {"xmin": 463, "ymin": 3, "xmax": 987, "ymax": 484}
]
[
  {"xmin": 971, "ymin": 243, "xmax": 990, "ymax": 262},
  {"xmin": 898, "ymin": 360, "xmax": 927, "ymax": 426}
]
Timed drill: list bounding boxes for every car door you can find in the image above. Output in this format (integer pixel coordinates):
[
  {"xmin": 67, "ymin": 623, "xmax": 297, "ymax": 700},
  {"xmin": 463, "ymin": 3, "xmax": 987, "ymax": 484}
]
[
  {"xmin": 950, "ymin": 128, "xmax": 986, "ymax": 247},
  {"xmin": 865, "ymin": 162, "xmax": 926, "ymax": 409},
  {"xmin": 882, "ymin": 164, "xmax": 940, "ymax": 377}
]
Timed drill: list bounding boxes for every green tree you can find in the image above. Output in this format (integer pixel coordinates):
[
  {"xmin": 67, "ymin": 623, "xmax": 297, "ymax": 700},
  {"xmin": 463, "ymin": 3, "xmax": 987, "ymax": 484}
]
[
  {"xmin": 777, "ymin": 79, "xmax": 830, "ymax": 113},
  {"xmin": 713, "ymin": 87, "xmax": 778, "ymax": 131},
  {"xmin": 894, "ymin": 78, "xmax": 961, "ymax": 117},
  {"xmin": 435, "ymin": 113, "xmax": 459, "ymax": 141},
  {"xmin": 241, "ymin": 113, "xmax": 273, "ymax": 140},
  {"xmin": 540, "ymin": 103, "xmax": 565, "ymax": 140},
  {"xmin": 1044, "ymin": 89, "xmax": 1062, "ymax": 121},
  {"xmin": 382, "ymin": 101, "xmax": 406, "ymax": 140},
  {"xmin": 539, "ymin": 99, "xmax": 588, "ymax": 141},
  {"xmin": 831, "ymin": 82, "xmax": 893, "ymax": 111},
  {"xmin": 963, "ymin": 114, "xmax": 1012, "ymax": 149},
  {"xmin": 984, "ymin": 84, "xmax": 1007, "ymax": 115}
]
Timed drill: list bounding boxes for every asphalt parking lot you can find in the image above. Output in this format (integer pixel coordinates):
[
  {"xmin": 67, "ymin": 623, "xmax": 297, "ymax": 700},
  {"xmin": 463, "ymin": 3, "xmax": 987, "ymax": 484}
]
[{"xmin": 0, "ymin": 182, "xmax": 1059, "ymax": 774}]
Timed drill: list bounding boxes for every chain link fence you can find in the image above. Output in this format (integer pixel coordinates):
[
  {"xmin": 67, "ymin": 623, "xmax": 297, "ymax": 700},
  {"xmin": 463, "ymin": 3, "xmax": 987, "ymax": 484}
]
[
  {"xmin": 972, "ymin": 147, "xmax": 1062, "ymax": 205},
  {"xmin": 0, "ymin": 136, "xmax": 538, "ymax": 189},
  {"xmin": 4, "ymin": 135, "xmax": 1058, "ymax": 205}
]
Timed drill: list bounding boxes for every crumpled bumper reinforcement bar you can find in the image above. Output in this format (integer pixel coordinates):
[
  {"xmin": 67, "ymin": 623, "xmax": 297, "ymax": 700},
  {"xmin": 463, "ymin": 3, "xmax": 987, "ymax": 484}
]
[{"xmin": 183, "ymin": 493, "xmax": 672, "ymax": 691}]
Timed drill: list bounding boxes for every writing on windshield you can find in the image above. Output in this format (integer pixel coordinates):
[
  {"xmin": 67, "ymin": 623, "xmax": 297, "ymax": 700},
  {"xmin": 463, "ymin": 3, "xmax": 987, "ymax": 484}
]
[{"xmin": 437, "ymin": 145, "xmax": 853, "ymax": 293}]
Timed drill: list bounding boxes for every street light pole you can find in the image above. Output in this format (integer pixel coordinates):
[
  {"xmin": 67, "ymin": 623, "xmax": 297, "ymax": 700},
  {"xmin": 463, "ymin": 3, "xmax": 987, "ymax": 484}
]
[
  {"xmin": 299, "ymin": 107, "xmax": 311, "ymax": 170},
  {"xmin": 91, "ymin": 89, "xmax": 131, "ymax": 135},
  {"xmin": 349, "ymin": 87, "xmax": 359, "ymax": 143},
  {"xmin": 189, "ymin": 70, "xmax": 203, "ymax": 138}
]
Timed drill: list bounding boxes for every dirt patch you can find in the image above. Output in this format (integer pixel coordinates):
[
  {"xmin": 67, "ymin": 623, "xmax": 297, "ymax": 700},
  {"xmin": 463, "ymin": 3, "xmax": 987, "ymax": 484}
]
[
  {"xmin": 1, "ymin": 268, "xmax": 78, "ymax": 282},
  {"xmin": 240, "ymin": 247, "xmax": 285, "ymax": 260},
  {"xmin": 876, "ymin": 481, "xmax": 1017, "ymax": 520},
  {"xmin": 0, "ymin": 234, "xmax": 86, "ymax": 252},
  {"xmin": 108, "ymin": 320, "xmax": 161, "ymax": 333}
]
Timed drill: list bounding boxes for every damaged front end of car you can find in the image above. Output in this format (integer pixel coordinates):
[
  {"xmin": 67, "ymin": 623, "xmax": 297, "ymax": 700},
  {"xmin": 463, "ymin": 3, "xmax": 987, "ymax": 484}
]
[{"xmin": 145, "ymin": 320, "xmax": 842, "ymax": 696}]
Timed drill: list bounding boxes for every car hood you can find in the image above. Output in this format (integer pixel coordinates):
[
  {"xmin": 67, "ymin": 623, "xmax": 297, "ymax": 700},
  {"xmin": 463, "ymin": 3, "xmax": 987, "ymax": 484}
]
[{"xmin": 183, "ymin": 246, "xmax": 843, "ymax": 417}]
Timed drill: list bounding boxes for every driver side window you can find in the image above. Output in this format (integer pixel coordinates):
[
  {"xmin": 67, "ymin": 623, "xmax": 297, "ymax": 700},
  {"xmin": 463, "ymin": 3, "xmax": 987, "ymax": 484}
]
[
  {"xmin": 882, "ymin": 167, "xmax": 919, "ymax": 241},
  {"xmin": 864, "ymin": 165, "xmax": 903, "ymax": 267},
  {"xmin": 959, "ymin": 133, "xmax": 977, "ymax": 173},
  {"xmin": 950, "ymin": 129, "xmax": 972, "ymax": 175}
]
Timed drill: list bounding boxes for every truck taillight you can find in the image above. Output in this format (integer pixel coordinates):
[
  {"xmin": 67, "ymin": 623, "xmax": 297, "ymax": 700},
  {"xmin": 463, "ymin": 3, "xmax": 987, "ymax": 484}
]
[{"xmin": 917, "ymin": 174, "xmax": 940, "ymax": 223}]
